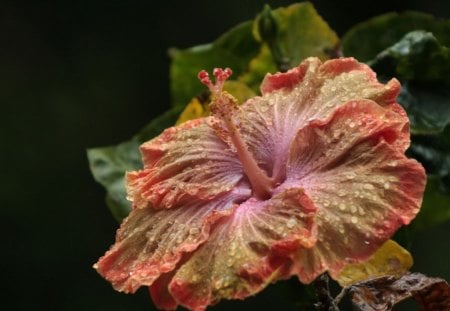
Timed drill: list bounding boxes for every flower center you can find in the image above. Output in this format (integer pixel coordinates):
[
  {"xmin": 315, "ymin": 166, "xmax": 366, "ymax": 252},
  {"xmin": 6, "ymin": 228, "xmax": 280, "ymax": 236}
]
[{"xmin": 198, "ymin": 68, "xmax": 274, "ymax": 200}]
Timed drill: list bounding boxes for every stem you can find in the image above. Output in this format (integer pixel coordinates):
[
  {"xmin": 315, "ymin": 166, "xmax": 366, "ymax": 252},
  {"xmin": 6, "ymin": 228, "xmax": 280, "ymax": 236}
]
[
  {"xmin": 225, "ymin": 115, "xmax": 274, "ymax": 200},
  {"xmin": 312, "ymin": 274, "xmax": 340, "ymax": 311}
]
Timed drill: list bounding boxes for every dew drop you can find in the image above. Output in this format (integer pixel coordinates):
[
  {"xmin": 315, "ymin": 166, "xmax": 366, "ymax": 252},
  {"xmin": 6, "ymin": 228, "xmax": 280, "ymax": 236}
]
[
  {"xmin": 363, "ymin": 183, "xmax": 374, "ymax": 190},
  {"xmin": 333, "ymin": 131, "xmax": 340, "ymax": 139},
  {"xmin": 388, "ymin": 160, "xmax": 398, "ymax": 167},
  {"xmin": 349, "ymin": 122, "xmax": 356, "ymax": 128},
  {"xmin": 383, "ymin": 182, "xmax": 390, "ymax": 190},
  {"xmin": 339, "ymin": 203, "xmax": 346, "ymax": 211},
  {"xmin": 214, "ymin": 279, "xmax": 223, "ymax": 289},
  {"xmin": 344, "ymin": 171, "xmax": 356, "ymax": 179},
  {"xmin": 287, "ymin": 217, "xmax": 297, "ymax": 229},
  {"xmin": 358, "ymin": 207, "xmax": 366, "ymax": 216},
  {"xmin": 364, "ymin": 240, "xmax": 370, "ymax": 245},
  {"xmin": 189, "ymin": 227, "xmax": 200, "ymax": 235},
  {"xmin": 351, "ymin": 216, "xmax": 358, "ymax": 224},
  {"xmin": 350, "ymin": 205, "xmax": 357, "ymax": 213},
  {"xmin": 338, "ymin": 190, "xmax": 347, "ymax": 197},
  {"xmin": 227, "ymin": 258, "xmax": 233, "ymax": 267}
]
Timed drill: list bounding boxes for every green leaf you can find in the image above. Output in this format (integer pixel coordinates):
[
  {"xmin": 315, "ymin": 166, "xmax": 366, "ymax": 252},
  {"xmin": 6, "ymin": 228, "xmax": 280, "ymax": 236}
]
[
  {"xmin": 261, "ymin": 2, "xmax": 339, "ymax": 69},
  {"xmin": 408, "ymin": 125, "xmax": 450, "ymax": 192},
  {"xmin": 367, "ymin": 31, "xmax": 450, "ymax": 135},
  {"xmin": 170, "ymin": 2, "xmax": 339, "ymax": 104},
  {"xmin": 342, "ymin": 11, "xmax": 450, "ymax": 62},
  {"xmin": 410, "ymin": 176, "xmax": 450, "ymax": 233},
  {"xmin": 87, "ymin": 106, "xmax": 182, "ymax": 221},
  {"xmin": 249, "ymin": 2, "xmax": 338, "ymax": 81},
  {"xmin": 363, "ymin": 30, "xmax": 450, "ymax": 199},
  {"xmin": 87, "ymin": 140, "xmax": 140, "ymax": 221},
  {"xmin": 169, "ymin": 21, "xmax": 260, "ymax": 108},
  {"xmin": 368, "ymin": 31, "xmax": 450, "ymax": 84}
]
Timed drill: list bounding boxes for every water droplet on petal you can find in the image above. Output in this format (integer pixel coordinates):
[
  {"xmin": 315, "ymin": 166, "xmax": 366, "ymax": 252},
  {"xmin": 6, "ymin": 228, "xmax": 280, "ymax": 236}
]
[
  {"xmin": 189, "ymin": 227, "xmax": 200, "ymax": 235},
  {"xmin": 348, "ymin": 122, "xmax": 356, "ymax": 128},
  {"xmin": 226, "ymin": 259, "xmax": 234, "ymax": 267},
  {"xmin": 388, "ymin": 160, "xmax": 398, "ymax": 167},
  {"xmin": 339, "ymin": 203, "xmax": 346, "ymax": 211},
  {"xmin": 214, "ymin": 279, "xmax": 223, "ymax": 289},
  {"xmin": 287, "ymin": 217, "xmax": 297, "ymax": 229},
  {"xmin": 383, "ymin": 182, "xmax": 390, "ymax": 190},
  {"xmin": 351, "ymin": 216, "xmax": 358, "ymax": 224},
  {"xmin": 363, "ymin": 183, "xmax": 374, "ymax": 190},
  {"xmin": 333, "ymin": 131, "xmax": 340, "ymax": 139},
  {"xmin": 344, "ymin": 171, "xmax": 356, "ymax": 179}
]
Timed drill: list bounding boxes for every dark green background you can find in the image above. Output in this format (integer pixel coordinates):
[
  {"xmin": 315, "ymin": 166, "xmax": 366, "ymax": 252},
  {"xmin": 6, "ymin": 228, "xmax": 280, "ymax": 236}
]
[{"xmin": 1, "ymin": 1, "xmax": 449, "ymax": 310}]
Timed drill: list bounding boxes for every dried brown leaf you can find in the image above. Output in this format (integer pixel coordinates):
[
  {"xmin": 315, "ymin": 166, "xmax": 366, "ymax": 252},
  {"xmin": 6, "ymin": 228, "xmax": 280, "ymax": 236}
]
[{"xmin": 350, "ymin": 272, "xmax": 450, "ymax": 311}]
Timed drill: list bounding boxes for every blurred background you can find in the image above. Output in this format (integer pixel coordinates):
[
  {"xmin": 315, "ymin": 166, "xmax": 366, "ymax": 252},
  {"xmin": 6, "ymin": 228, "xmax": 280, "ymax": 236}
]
[{"xmin": 1, "ymin": 0, "xmax": 449, "ymax": 310}]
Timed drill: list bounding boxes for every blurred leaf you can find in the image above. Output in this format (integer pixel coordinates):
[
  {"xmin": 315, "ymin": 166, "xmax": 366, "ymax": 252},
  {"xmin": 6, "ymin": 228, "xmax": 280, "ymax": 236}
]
[
  {"xmin": 253, "ymin": 2, "xmax": 339, "ymax": 72},
  {"xmin": 369, "ymin": 31, "xmax": 450, "ymax": 85},
  {"xmin": 400, "ymin": 81, "xmax": 450, "ymax": 135},
  {"xmin": 171, "ymin": 2, "xmax": 339, "ymax": 106},
  {"xmin": 169, "ymin": 21, "xmax": 260, "ymax": 108},
  {"xmin": 88, "ymin": 106, "xmax": 182, "ymax": 221},
  {"xmin": 238, "ymin": 44, "xmax": 278, "ymax": 92},
  {"xmin": 408, "ymin": 125, "xmax": 450, "ymax": 193},
  {"xmin": 367, "ymin": 31, "xmax": 450, "ymax": 134},
  {"xmin": 410, "ymin": 176, "xmax": 450, "ymax": 232},
  {"xmin": 342, "ymin": 11, "xmax": 450, "ymax": 62},
  {"xmin": 349, "ymin": 273, "xmax": 450, "ymax": 311},
  {"xmin": 363, "ymin": 30, "xmax": 450, "ymax": 213},
  {"xmin": 87, "ymin": 140, "xmax": 140, "ymax": 221},
  {"xmin": 336, "ymin": 240, "xmax": 412, "ymax": 287}
]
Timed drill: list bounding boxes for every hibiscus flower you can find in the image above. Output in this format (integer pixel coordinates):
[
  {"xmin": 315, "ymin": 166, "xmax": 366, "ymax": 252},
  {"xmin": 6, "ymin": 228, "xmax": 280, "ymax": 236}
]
[{"xmin": 94, "ymin": 57, "xmax": 426, "ymax": 310}]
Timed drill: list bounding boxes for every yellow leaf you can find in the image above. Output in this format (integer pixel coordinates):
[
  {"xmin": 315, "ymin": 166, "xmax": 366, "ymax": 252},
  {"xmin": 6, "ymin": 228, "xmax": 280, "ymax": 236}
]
[
  {"xmin": 335, "ymin": 240, "xmax": 413, "ymax": 287},
  {"xmin": 175, "ymin": 97, "xmax": 208, "ymax": 125}
]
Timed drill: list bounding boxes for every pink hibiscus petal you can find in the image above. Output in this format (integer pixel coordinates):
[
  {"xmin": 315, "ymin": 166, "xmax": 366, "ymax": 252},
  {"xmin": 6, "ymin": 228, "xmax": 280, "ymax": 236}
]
[
  {"xmin": 96, "ymin": 57, "xmax": 427, "ymax": 311},
  {"xmin": 149, "ymin": 271, "xmax": 178, "ymax": 310},
  {"xmin": 237, "ymin": 57, "xmax": 402, "ymax": 184},
  {"xmin": 168, "ymin": 188, "xmax": 317, "ymax": 310},
  {"xmin": 282, "ymin": 99, "xmax": 425, "ymax": 282},
  {"xmin": 94, "ymin": 187, "xmax": 249, "ymax": 293},
  {"xmin": 127, "ymin": 118, "xmax": 248, "ymax": 209}
]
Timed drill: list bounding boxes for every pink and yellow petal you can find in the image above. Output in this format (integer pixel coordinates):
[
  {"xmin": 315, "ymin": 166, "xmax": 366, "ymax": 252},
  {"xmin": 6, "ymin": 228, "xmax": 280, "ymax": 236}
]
[
  {"xmin": 236, "ymin": 57, "xmax": 403, "ymax": 184},
  {"xmin": 127, "ymin": 119, "xmax": 247, "ymax": 209},
  {"xmin": 283, "ymin": 100, "xmax": 425, "ymax": 282},
  {"xmin": 94, "ymin": 188, "xmax": 249, "ymax": 294},
  {"xmin": 167, "ymin": 188, "xmax": 318, "ymax": 310}
]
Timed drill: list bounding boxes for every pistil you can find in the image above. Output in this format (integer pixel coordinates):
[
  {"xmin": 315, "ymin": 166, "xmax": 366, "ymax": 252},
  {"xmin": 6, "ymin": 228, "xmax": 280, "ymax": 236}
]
[{"xmin": 198, "ymin": 68, "xmax": 274, "ymax": 200}]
